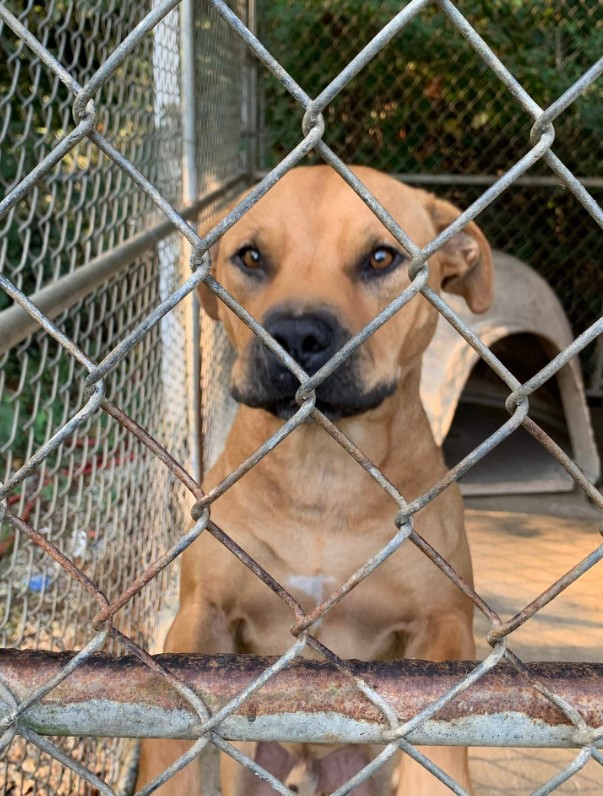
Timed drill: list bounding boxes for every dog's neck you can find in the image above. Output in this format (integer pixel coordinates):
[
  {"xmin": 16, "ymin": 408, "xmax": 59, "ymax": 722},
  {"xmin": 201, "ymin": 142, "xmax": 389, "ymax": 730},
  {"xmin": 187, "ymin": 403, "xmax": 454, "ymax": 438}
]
[{"xmin": 217, "ymin": 364, "xmax": 443, "ymax": 504}]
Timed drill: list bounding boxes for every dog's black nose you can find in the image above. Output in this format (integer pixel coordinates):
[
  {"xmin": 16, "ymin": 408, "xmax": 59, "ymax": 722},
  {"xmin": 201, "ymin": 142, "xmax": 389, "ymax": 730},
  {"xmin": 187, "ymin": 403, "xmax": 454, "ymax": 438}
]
[{"xmin": 264, "ymin": 311, "xmax": 339, "ymax": 374}]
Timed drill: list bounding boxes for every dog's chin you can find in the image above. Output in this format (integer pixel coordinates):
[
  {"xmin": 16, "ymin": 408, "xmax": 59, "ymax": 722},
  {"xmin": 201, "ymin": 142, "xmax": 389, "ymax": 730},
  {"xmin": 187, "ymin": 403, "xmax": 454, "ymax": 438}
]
[{"xmin": 231, "ymin": 381, "xmax": 397, "ymax": 422}]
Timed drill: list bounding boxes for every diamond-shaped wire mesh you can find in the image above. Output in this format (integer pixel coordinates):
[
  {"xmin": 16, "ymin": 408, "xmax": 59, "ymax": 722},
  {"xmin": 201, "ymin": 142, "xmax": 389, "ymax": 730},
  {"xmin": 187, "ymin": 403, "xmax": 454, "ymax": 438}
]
[{"xmin": 0, "ymin": 0, "xmax": 602, "ymax": 794}]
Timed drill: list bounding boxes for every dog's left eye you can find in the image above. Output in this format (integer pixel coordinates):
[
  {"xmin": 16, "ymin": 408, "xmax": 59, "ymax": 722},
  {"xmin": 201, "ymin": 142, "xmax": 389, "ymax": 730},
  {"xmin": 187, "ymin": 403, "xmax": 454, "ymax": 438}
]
[
  {"xmin": 363, "ymin": 246, "xmax": 403, "ymax": 277},
  {"xmin": 369, "ymin": 247, "xmax": 396, "ymax": 270}
]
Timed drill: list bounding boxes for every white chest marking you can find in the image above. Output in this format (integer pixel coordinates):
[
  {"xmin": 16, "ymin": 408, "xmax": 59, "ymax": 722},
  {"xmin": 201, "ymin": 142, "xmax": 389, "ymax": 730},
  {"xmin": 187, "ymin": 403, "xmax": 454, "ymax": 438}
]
[{"xmin": 287, "ymin": 575, "xmax": 336, "ymax": 604}]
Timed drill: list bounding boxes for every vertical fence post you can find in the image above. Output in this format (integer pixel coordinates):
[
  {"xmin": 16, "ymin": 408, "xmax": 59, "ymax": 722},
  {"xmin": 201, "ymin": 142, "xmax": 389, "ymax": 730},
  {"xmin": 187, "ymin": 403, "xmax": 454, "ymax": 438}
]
[
  {"xmin": 180, "ymin": 0, "xmax": 202, "ymax": 484},
  {"xmin": 243, "ymin": 0, "xmax": 259, "ymax": 180},
  {"xmin": 178, "ymin": 3, "xmax": 221, "ymax": 789},
  {"xmin": 255, "ymin": 0, "xmax": 266, "ymax": 175}
]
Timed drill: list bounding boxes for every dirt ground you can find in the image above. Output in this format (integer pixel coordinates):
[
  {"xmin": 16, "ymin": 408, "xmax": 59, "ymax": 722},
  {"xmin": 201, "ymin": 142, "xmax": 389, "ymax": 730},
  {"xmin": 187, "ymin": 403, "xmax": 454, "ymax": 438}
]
[{"xmin": 465, "ymin": 496, "xmax": 603, "ymax": 794}]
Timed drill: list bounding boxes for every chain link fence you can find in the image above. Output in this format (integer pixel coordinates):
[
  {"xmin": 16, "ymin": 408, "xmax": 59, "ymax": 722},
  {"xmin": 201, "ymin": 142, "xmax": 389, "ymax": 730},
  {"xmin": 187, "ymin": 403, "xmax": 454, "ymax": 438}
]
[{"xmin": 0, "ymin": 0, "xmax": 602, "ymax": 794}]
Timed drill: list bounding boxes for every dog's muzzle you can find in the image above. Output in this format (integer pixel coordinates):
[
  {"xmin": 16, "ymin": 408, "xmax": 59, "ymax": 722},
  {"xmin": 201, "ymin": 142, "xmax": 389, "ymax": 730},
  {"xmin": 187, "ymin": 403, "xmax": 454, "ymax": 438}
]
[{"xmin": 231, "ymin": 308, "xmax": 396, "ymax": 420}]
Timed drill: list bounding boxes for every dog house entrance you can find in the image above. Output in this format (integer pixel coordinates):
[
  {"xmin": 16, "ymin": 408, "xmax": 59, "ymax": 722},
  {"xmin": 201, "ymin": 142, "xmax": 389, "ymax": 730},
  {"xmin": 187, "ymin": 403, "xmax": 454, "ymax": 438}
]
[{"xmin": 444, "ymin": 334, "xmax": 574, "ymax": 495}]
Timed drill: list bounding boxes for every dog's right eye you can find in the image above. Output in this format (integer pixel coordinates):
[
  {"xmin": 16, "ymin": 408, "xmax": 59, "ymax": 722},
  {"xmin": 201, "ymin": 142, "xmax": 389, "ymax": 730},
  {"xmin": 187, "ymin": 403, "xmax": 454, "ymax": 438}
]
[{"xmin": 234, "ymin": 246, "xmax": 263, "ymax": 272}]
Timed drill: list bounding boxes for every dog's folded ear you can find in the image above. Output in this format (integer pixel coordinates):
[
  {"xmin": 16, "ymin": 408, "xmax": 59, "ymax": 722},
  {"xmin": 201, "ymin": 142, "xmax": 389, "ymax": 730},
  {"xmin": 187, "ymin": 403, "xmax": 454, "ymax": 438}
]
[{"xmin": 426, "ymin": 195, "xmax": 494, "ymax": 314}]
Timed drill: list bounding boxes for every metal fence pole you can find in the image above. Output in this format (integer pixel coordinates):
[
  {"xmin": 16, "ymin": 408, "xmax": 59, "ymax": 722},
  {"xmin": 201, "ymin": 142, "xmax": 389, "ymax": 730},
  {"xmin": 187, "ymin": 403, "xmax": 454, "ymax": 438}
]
[
  {"xmin": 181, "ymin": 0, "xmax": 202, "ymax": 484},
  {"xmin": 244, "ymin": 0, "xmax": 259, "ymax": 180}
]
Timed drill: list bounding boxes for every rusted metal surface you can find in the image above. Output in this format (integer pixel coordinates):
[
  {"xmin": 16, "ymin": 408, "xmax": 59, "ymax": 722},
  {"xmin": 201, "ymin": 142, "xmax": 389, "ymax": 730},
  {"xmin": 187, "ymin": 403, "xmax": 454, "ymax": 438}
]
[{"xmin": 2, "ymin": 650, "xmax": 603, "ymax": 747}]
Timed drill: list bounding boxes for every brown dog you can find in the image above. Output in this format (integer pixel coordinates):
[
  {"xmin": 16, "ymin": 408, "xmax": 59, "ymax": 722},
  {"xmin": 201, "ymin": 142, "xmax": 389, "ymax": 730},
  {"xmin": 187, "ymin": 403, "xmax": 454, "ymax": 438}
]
[{"xmin": 137, "ymin": 165, "xmax": 493, "ymax": 794}]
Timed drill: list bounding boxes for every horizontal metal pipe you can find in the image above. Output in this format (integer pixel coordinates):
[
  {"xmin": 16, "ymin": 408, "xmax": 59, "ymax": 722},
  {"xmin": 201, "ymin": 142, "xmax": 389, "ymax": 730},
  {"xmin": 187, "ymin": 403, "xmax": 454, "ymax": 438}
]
[
  {"xmin": 2, "ymin": 650, "xmax": 602, "ymax": 747},
  {"xmin": 0, "ymin": 173, "xmax": 247, "ymax": 356},
  {"xmin": 253, "ymin": 171, "xmax": 603, "ymax": 188},
  {"xmin": 394, "ymin": 173, "xmax": 603, "ymax": 188}
]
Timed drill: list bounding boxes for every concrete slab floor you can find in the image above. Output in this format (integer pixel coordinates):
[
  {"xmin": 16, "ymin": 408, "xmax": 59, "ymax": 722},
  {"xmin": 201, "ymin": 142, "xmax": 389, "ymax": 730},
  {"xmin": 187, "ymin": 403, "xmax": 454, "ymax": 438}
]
[{"xmin": 465, "ymin": 507, "xmax": 603, "ymax": 794}]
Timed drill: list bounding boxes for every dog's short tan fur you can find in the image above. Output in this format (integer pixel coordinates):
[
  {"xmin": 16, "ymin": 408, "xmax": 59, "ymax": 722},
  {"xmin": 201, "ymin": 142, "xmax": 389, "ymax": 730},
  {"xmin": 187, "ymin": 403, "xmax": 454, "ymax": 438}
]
[{"xmin": 137, "ymin": 165, "xmax": 493, "ymax": 794}]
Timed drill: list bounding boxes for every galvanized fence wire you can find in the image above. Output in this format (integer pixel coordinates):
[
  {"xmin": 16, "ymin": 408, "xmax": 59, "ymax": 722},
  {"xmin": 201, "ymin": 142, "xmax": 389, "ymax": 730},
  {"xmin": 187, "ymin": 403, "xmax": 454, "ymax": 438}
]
[{"xmin": 0, "ymin": 0, "xmax": 602, "ymax": 794}]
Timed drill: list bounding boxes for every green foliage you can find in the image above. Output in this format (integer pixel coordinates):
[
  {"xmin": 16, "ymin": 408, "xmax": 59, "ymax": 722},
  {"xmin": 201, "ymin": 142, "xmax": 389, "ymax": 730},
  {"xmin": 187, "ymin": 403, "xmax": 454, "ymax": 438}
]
[{"xmin": 261, "ymin": 0, "xmax": 602, "ymax": 173}]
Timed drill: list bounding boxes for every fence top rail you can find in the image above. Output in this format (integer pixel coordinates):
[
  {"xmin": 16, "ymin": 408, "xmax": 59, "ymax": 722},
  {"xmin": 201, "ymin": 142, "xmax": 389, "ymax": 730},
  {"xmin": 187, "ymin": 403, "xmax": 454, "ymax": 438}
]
[
  {"xmin": 253, "ymin": 171, "xmax": 603, "ymax": 189},
  {"xmin": 1, "ymin": 650, "xmax": 603, "ymax": 747}
]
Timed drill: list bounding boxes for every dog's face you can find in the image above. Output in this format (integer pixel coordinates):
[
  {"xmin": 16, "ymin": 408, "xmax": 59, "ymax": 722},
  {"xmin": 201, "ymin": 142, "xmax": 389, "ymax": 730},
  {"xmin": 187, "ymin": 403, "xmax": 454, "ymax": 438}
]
[{"xmin": 200, "ymin": 166, "xmax": 493, "ymax": 420}]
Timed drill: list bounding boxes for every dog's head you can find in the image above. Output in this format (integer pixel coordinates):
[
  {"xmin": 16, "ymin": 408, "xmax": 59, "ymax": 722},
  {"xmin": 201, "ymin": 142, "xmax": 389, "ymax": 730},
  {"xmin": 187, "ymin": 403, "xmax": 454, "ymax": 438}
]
[{"xmin": 199, "ymin": 166, "xmax": 493, "ymax": 421}]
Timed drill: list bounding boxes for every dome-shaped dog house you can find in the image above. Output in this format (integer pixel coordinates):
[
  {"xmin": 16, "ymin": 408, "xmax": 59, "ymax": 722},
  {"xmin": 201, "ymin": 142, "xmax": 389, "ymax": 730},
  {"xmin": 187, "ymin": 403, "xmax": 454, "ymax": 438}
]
[{"xmin": 421, "ymin": 252, "xmax": 600, "ymax": 495}]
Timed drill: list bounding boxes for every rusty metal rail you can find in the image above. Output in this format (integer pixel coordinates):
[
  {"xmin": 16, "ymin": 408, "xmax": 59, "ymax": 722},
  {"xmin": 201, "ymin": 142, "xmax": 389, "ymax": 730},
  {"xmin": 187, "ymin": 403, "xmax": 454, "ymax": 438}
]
[{"xmin": 3, "ymin": 651, "xmax": 603, "ymax": 749}]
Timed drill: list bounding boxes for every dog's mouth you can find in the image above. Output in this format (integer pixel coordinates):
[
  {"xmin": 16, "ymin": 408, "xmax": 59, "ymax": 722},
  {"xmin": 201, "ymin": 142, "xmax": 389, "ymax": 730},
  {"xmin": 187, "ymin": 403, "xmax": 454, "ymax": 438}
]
[
  {"xmin": 231, "ymin": 379, "xmax": 397, "ymax": 421},
  {"xmin": 230, "ymin": 312, "xmax": 397, "ymax": 421}
]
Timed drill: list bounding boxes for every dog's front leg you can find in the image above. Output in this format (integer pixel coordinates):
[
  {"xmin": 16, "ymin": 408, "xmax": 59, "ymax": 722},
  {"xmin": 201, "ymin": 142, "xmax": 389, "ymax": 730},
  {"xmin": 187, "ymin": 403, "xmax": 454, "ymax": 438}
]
[
  {"xmin": 394, "ymin": 610, "xmax": 475, "ymax": 796},
  {"xmin": 136, "ymin": 599, "xmax": 236, "ymax": 795}
]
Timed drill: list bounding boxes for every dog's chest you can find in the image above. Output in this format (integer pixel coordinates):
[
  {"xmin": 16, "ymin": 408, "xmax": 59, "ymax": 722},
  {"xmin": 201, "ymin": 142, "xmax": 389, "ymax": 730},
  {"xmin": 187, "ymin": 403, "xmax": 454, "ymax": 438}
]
[
  {"xmin": 232, "ymin": 527, "xmax": 420, "ymax": 660},
  {"xmin": 286, "ymin": 573, "xmax": 336, "ymax": 607}
]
